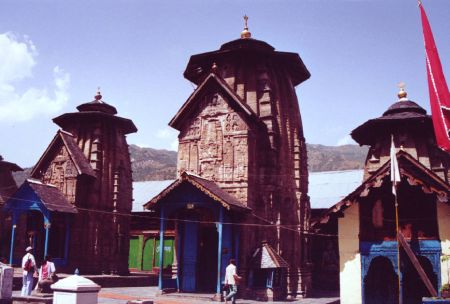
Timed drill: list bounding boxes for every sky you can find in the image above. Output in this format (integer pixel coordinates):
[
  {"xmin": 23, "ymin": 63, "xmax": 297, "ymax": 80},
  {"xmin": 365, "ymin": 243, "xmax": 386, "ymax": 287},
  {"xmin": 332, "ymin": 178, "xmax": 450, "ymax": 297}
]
[{"xmin": 0, "ymin": 0, "xmax": 449, "ymax": 167}]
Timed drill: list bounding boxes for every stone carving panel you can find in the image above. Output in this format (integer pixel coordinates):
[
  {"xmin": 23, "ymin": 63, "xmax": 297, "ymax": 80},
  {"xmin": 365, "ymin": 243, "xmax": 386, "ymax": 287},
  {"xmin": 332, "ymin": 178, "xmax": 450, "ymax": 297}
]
[
  {"xmin": 177, "ymin": 92, "xmax": 250, "ymax": 191},
  {"xmin": 42, "ymin": 145, "xmax": 78, "ymax": 203}
]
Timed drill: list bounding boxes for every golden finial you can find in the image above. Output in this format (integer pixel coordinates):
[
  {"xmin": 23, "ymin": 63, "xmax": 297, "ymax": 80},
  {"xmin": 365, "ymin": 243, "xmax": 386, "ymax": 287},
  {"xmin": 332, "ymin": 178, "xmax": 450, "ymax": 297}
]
[
  {"xmin": 95, "ymin": 86, "xmax": 102, "ymax": 101},
  {"xmin": 240, "ymin": 15, "xmax": 252, "ymax": 39},
  {"xmin": 397, "ymin": 82, "xmax": 407, "ymax": 101}
]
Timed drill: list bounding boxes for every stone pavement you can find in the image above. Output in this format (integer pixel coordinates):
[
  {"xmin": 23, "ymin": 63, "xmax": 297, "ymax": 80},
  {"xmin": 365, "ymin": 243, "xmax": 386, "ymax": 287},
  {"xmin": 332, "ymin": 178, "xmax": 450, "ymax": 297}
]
[
  {"xmin": 13, "ymin": 286, "xmax": 339, "ymax": 303},
  {"xmin": 96, "ymin": 287, "xmax": 340, "ymax": 304}
]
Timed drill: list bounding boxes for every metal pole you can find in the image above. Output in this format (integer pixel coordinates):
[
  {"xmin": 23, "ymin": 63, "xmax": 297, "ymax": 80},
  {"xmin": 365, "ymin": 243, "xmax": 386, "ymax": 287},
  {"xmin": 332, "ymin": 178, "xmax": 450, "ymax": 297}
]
[
  {"xmin": 395, "ymin": 194, "xmax": 402, "ymax": 304},
  {"xmin": 44, "ymin": 214, "xmax": 51, "ymax": 257},
  {"xmin": 158, "ymin": 208, "xmax": 165, "ymax": 290},
  {"xmin": 216, "ymin": 208, "xmax": 223, "ymax": 295},
  {"xmin": 9, "ymin": 212, "xmax": 17, "ymax": 265}
]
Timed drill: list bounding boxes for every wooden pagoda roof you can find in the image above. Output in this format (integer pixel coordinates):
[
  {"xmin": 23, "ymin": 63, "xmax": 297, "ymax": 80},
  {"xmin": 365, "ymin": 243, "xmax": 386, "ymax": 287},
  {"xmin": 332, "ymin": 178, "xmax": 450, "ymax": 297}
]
[
  {"xmin": 183, "ymin": 37, "xmax": 310, "ymax": 86},
  {"xmin": 312, "ymin": 150, "xmax": 450, "ymax": 227},
  {"xmin": 351, "ymin": 99, "xmax": 433, "ymax": 146}
]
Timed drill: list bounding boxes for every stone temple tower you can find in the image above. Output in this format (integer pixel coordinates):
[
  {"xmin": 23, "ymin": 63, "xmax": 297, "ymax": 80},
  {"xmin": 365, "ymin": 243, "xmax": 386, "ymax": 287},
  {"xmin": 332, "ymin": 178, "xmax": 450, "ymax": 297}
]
[
  {"xmin": 35, "ymin": 91, "xmax": 138, "ymax": 274},
  {"xmin": 170, "ymin": 19, "xmax": 312, "ymax": 297}
]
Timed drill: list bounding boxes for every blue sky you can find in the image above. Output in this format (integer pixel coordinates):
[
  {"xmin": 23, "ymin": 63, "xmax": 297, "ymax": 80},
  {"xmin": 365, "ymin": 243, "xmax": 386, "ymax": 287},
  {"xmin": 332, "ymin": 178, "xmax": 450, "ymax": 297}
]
[{"xmin": 0, "ymin": 0, "xmax": 449, "ymax": 167}]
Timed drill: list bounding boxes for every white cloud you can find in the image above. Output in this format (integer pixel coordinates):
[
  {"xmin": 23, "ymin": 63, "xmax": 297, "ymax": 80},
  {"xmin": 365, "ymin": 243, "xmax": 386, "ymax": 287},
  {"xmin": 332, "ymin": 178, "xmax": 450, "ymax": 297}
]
[
  {"xmin": 0, "ymin": 33, "xmax": 70, "ymax": 122},
  {"xmin": 337, "ymin": 135, "xmax": 357, "ymax": 146},
  {"xmin": 155, "ymin": 127, "xmax": 179, "ymax": 151},
  {"xmin": 170, "ymin": 139, "xmax": 179, "ymax": 151},
  {"xmin": 156, "ymin": 127, "xmax": 177, "ymax": 139}
]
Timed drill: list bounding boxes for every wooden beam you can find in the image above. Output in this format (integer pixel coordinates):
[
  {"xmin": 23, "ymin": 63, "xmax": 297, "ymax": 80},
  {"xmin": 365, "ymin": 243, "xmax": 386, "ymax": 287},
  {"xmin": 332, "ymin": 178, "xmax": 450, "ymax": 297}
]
[{"xmin": 398, "ymin": 232, "xmax": 438, "ymax": 297}]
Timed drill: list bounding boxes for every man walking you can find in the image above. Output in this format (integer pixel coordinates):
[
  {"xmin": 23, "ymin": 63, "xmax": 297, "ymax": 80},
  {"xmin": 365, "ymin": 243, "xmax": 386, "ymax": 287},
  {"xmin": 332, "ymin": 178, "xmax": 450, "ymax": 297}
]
[
  {"xmin": 21, "ymin": 246, "xmax": 36, "ymax": 296},
  {"xmin": 224, "ymin": 258, "xmax": 241, "ymax": 304}
]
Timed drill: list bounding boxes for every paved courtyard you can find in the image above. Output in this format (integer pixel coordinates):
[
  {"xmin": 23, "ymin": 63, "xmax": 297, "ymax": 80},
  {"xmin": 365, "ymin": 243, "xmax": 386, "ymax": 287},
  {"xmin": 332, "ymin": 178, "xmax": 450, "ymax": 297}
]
[{"xmin": 95, "ymin": 287, "xmax": 339, "ymax": 304}]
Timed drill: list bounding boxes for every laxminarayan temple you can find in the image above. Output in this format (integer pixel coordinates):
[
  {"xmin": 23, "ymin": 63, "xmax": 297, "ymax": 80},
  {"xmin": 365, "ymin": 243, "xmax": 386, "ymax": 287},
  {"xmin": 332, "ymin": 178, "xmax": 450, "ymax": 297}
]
[{"xmin": 145, "ymin": 19, "xmax": 312, "ymax": 300}]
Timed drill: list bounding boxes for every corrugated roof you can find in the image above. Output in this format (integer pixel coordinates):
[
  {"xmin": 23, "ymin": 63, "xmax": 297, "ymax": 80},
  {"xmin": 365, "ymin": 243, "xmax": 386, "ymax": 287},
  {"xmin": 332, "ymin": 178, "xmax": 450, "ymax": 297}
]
[
  {"xmin": 132, "ymin": 180, "xmax": 174, "ymax": 212},
  {"xmin": 131, "ymin": 170, "xmax": 365, "ymax": 212},
  {"xmin": 308, "ymin": 170, "xmax": 364, "ymax": 209}
]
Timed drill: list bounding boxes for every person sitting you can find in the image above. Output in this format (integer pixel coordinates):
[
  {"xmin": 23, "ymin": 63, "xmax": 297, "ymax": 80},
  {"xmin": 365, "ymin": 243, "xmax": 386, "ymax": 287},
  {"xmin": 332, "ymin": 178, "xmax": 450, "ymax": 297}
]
[{"xmin": 36, "ymin": 255, "xmax": 57, "ymax": 293}]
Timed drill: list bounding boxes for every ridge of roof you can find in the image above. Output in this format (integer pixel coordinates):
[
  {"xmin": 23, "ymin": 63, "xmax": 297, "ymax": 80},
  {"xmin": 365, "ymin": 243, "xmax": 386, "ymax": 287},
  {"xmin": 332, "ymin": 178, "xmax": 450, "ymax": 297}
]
[
  {"xmin": 144, "ymin": 171, "xmax": 250, "ymax": 212},
  {"xmin": 31, "ymin": 130, "xmax": 96, "ymax": 178}
]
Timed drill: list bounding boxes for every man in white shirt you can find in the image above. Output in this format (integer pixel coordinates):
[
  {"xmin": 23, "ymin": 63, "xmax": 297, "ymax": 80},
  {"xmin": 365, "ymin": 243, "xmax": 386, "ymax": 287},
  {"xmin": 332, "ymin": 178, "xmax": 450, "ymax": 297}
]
[
  {"xmin": 224, "ymin": 258, "xmax": 241, "ymax": 304},
  {"xmin": 21, "ymin": 246, "xmax": 36, "ymax": 296}
]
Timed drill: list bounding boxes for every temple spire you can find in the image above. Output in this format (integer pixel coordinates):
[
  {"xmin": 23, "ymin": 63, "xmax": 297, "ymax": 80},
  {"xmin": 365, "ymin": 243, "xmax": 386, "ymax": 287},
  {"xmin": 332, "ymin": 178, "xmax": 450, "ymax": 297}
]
[{"xmin": 240, "ymin": 15, "xmax": 252, "ymax": 39}]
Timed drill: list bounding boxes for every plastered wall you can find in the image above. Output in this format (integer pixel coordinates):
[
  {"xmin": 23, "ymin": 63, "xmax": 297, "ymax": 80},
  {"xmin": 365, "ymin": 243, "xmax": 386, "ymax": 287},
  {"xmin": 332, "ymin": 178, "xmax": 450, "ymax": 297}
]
[{"xmin": 339, "ymin": 203, "xmax": 362, "ymax": 304}]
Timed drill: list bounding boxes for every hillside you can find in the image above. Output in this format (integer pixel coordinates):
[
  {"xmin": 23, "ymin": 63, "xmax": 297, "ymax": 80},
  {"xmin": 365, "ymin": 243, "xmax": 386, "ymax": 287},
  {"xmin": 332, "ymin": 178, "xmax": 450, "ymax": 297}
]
[
  {"xmin": 129, "ymin": 144, "xmax": 177, "ymax": 181},
  {"xmin": 12, "ymin": 144, "xmax": 368, "ymax": 184},
  {"xmin": 307, "ymin": 144, "xmax": 368, "ymax": 172}
]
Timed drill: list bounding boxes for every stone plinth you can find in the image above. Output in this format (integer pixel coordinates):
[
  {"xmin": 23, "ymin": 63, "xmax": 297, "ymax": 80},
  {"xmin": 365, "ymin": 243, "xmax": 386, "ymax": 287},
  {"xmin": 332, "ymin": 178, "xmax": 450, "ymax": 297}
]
[
  {"xmin": 51, "ymin": 275, "xmax": 101, "ymax": 304},
  {"xmin": 0, "ymin": 264, "xmax": 12, "ymax": 300}
]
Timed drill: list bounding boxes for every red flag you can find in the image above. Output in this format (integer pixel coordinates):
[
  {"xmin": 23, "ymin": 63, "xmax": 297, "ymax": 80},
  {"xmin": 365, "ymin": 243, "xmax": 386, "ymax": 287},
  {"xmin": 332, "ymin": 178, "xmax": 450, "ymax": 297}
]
[{"xmin": 420, "ymin": 1, "xmax": 450, "ymax": 152}]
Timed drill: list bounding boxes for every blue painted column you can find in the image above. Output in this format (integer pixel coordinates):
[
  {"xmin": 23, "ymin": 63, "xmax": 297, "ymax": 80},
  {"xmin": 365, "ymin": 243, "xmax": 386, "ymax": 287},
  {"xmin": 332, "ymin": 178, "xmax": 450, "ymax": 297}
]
[
  {"xmin": 176, "ymin": 222, "xmax": 182, "ymax": 291},
  {"xmin": 216, "ymin": 208, "xmax": 224, "ymax": 295},
  {"xmin": 9, "ymin": 212, "xmax": 17, "ymax": 265},
  {"xmin": 64, "ymin": 216, "xmax": 71, "ymax": 265},
  {"xmin": 158, "ymin": 207, "xmax": 165, "ymax": 290},
  {"xmin": 44, "ymin": 213, "xmax": 51, "ymax": 257}
]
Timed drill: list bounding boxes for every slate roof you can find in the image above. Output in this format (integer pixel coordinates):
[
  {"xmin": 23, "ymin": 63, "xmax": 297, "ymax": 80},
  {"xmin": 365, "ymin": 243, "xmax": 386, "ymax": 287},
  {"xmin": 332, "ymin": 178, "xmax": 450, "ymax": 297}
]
[
  {"xmin": 144, "ymin": 171, "xmax": 251, "ymax": 212},
  {"xmin": 26, "ymin": 179, "xmax": 77, "ymax": 213},
  {"xmin": 169, "ymin": 73, "xmax": 263, "ymax": 131},
  {"xmin": 5, "ymin": 179, "xmax": 77, "ymax": 214},
  {"xmin": 31, "ymin": 130, "xmax": 96, "ymax": 178},
  {"xmin": 250, "ymin": 241, "xmax": 289, "ymax": 269},
  {"xmin": 312, "ymin": 150, "xmax": 450, "ymax": 227}
]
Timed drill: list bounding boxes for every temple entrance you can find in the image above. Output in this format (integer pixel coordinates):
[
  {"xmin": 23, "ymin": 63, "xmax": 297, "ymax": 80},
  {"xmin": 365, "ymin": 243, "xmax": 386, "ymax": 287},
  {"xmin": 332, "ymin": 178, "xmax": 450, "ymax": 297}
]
[
  {"xmin": 179, "ymin": 207, "xmax": 219, "ymax": 293},
  {"xmin": 26, "ymin": 211, "xmax": 45, "ymax": 263},
  {"xmin": 402, "ymin": 255, "xmax": 437, "ymax": 304},
  {"xmin": 196, "ymin": 223, "xmax": 218, "ymax": 292},
  {"xmin": 363, "ymin": 256, "xmax": 399, "ymax": 304}
]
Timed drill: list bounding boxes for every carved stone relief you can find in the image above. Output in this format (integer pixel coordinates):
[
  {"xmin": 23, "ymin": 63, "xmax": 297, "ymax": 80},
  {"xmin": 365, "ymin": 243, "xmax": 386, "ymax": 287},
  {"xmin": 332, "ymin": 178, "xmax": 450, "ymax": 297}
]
[
  {"xmin": 42, "ymin": 145, "xmax": 78, "ymax": 203},
  {"xmin": 177, "ymin": 92, "xmax": 249, "ymax": 199}
]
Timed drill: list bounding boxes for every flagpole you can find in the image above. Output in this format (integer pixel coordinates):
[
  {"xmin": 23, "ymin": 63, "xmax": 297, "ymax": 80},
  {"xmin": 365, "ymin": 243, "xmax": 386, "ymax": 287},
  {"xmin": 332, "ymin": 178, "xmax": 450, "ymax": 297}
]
[
  {"xmin": 391, "ymin": 134, "xmax": 402, "ymax": 304},
  {"xmin": 395, "ymin": 192, "xmax": 402, "ymax": 304}
]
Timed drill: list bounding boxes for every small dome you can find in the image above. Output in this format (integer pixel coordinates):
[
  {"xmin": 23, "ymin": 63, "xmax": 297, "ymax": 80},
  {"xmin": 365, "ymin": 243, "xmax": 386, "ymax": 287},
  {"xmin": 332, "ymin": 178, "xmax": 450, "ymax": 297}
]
[
  {"xmin": 383, "ymin": 100, "xmax": 427, "ymax": 117},
  {"xmin": 76, "ymin": 90, "xmax": 117, "ymax": 115}
]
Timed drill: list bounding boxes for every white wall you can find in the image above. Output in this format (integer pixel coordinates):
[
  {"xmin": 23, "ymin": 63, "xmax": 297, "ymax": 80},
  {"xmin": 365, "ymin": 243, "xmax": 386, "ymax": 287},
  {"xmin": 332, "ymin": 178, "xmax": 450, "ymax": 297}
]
[
  {"xmin": 438, "ymin": 201, "xmax": 450, "ymax": 287},
  {"xmin": 339, "ymin": 203, "xmax": 362, "ymax": 304}
]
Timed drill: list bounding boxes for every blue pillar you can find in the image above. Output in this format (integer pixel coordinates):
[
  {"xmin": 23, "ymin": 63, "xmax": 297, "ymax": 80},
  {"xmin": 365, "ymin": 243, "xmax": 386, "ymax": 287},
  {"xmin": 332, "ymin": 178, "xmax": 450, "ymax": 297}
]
[
  {"xmin": 64, "ymin": 216, "xmax": 71, "ymax": 265},
  {"xmin": 176, "ymin": 222, "xmax": 182, "ymax": 291},
  {"xmin": 9, "ymin": 212, "xmax": 17, "ymax": 265},
  {"xmin": 216, "ymin": 208, "xmax": 224, "ymax": 294},
  {"xmin": 44, "ymin": 213, "xmax": 51, "ymax": 257},
  {"xmin": 158, "ymin": 207, "xmax": 165, "ymax": 290}
]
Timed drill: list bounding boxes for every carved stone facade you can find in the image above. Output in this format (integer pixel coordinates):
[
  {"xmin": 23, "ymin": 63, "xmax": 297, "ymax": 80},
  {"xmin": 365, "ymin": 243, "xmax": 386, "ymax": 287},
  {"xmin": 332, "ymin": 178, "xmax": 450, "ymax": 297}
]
[
  {"xmin": 171, "ymin": 33, "xmax": 312, "ymax": 297},
  {"xmin": 178, "ymin": 92, "xmax": 250, "ymax": 202}
]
